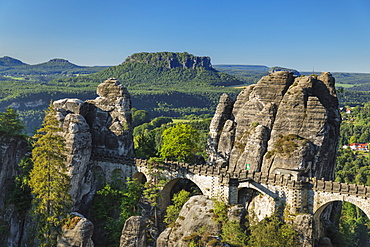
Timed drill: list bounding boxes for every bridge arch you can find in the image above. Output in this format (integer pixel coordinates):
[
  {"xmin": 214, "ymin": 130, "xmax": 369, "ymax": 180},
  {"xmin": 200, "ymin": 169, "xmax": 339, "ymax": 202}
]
[
  {"xmin": 313, "ymin": 193, "xmax": 370, "ymax": 245},
  {"xmin": 160, "ymin": 177, "xmax": 204, "ymax": 209},
  {"xmin": 237, "ymin": 182, "xmax": 279, "ymax": 222},
  {"xmin": 92, "ymin": 166, "xmax": 106, "ymax": 190},
  {"xmin": 132, "ymin": 171, "xmax": 147, "ymax": 184},
  {"xmin": 111, "ymin": 168, "xmax": 125, "ymax": 185},
  {"xmin": 160, "ymin": 178, "xmax": 203, "ymax": 210},
  {"xmin": 314, "ymin": 192, "xmax": 370, "ymax": 221}
]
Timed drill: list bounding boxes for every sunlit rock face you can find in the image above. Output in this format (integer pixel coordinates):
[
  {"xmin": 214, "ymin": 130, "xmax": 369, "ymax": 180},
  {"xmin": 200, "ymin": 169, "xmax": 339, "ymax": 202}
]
[
  {"xmin": 53, "ymin": 78, "xmax": 133, "ymax": 212},
  {"xmin": 86, "ymin": 78, "xmax": 133, "ymax": 157},
  {"xmin": 208, "ymin": 71, "xmax": 340, "ymax": 180}
]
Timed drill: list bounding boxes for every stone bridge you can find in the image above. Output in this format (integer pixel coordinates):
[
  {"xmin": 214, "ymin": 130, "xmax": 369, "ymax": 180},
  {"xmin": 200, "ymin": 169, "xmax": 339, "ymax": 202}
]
[{"xmin": 90, "ymin": 152, "xmax": 370, "ymax": 221}]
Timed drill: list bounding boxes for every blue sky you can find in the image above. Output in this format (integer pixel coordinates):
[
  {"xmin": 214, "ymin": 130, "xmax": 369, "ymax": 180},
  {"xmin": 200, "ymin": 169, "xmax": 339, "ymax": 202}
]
[{"xmin": 1, "ymin": 0, "xmax": 370, "ymax": 72}]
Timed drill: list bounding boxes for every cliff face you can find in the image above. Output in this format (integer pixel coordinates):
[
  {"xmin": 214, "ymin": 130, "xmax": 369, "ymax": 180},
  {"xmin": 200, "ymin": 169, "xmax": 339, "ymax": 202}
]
[
  {"xmin": 208, "ymin": 71, "xmax": 341, "ymax": 180},
  {"xmin": 0, "ymin": 136, "xmax": 28, "ymax": 209},
  {"xmin": 123, "ymin": 52, "xmax": 213, "ymax": 70},
  {"xmin": 0, "ymin": 135, "xmax": 29, "ymax": 246}
]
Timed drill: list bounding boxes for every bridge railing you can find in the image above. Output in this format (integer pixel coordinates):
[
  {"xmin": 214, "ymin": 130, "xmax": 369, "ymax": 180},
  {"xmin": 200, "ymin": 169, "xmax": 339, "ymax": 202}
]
[
  {"xmin": 312, "ymin": 178, "xmax": 370, "ymax": 197},
  {"xmin": 90, "ymin": 153, "xmax": 370, "ymax": 198}
]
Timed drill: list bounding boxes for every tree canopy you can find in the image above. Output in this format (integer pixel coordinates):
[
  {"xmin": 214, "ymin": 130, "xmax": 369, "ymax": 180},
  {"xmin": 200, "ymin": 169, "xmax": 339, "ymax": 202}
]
[
  {"xmin": 159, "ymin": 123, "xmax": 200, "ymax": 163},
  {"xmin": 0, "ymin": 107, "xmax": 25, "ymax": 136}
]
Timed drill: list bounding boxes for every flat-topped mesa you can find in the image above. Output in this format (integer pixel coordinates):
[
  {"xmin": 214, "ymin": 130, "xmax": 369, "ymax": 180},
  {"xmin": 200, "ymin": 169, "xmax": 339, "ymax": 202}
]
[
  {"xmin": 123, "ymin": 52, "xmax": 213, "ymax": 70},
  {"xmin": 207, "ymin": 71, "xmax": 341, "ymax": 180}
]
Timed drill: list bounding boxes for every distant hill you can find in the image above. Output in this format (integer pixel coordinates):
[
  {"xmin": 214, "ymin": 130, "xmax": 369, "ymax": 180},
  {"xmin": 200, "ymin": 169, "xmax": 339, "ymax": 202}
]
[
  {"xmin": 214, "ymin": 64, "xmax": 269, "ymax": 72},
  {"xmin": 0, "ymin": 57, "xmax": 108, "ymax": 76},
  {"xmin": 213, "ymin": 64, "xmax": 269, "ymax": 85},
  {"xmin": 0, "ymin": 52, "xmax": 242, "ymax": 133},
  {"xmin": 124, "ymin": 51, "xmax": 213, "ymax": 70},
  {"xmin": 1, "ymin": 53, "xmax": 370, "ymax": 133},
  {"xmin": 44, "ymin": 52, "xmax": 243, "ymax": 114},
  {"xmin": 0, "ymin": 56, "xmax": 27, "ymax": 67}
]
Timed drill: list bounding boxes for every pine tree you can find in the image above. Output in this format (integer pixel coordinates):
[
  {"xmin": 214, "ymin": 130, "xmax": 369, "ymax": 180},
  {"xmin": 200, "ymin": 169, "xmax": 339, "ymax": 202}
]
[
  {"xmin": 28, "ymin": 102, "xmax": 72, "ymax": 246},
  {"xmin": 0, "ymin": 107, "xmax": 25, "ymax": 136}
]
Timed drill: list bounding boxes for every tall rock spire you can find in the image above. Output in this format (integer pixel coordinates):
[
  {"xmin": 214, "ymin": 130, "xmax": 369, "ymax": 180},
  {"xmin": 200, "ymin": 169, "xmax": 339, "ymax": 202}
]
[{"xmin": 207, "ymin": 72, "xmax": 341, "ymax": 180}]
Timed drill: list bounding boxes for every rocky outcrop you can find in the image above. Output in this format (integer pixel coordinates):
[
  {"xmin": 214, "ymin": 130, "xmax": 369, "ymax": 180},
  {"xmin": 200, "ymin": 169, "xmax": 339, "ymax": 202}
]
[
  {"xmin": 0, "ymin": 135, "xmax": 29, "ymax": 246},
  {"xmin": 157, "ymin": 195, "xmax": 223, "ymax": 247},
  {"xmin": 124, "ymin": 52, "xmax": 213, "ymax": 70},
  {"xmin": 207, "ymin": 93, "xmax": 235, "ymax": 165},
  {"xmin": 53, "ymin": 78, "xmax": 133, "ymax": 212},
  {"xmin": 86, "ymin": 78, "xmax": 133, "ymax": 157},
  {"xmin": 57, "ymin": 214, "xmax": 94, "ymax": 247},
  {"xmin": 120, "ymin": 216, "xmax": 148, "ymax": 247},
  {"xmin": 0, "ymin": 135, "xmax": 28, "ymax": 209},
  {"xmin": 207, "ymin": 72, "xmax": 340, "ymax": 180}
]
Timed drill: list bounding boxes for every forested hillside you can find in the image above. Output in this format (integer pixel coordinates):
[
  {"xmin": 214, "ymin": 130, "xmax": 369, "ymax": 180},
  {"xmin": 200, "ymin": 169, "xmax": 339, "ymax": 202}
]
[
  {"xmin": 0, "ymin": 56, "xmax": 107, "ymax": 76},
  {"xmin": 1, "ymin": 53, "xmax": 370, "ymax": 133},
  {"xmin": 335, "ymin": 104, "xmax": 370, "ymax": 245},
  {"xmin": 0, "ymin": 52, "xmax": 242, "ymax": 132}
]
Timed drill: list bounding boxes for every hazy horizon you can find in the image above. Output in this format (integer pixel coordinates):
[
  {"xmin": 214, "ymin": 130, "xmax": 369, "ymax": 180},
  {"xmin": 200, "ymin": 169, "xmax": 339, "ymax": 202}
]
[{"xmin": 1, "ymin": 0, "xmax": 369, "ymax": 73}]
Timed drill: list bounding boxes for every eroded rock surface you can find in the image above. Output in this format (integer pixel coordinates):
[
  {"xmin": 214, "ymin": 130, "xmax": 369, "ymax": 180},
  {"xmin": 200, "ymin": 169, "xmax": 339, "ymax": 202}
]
[
  {"xmin": 57, "ymin": 214, "xmax": 94, "ymax": 247},
  {"xmin": 0, "ymin": 135, "xmax": 29, "ymax": 246},
  {"xmin": 208, "ymin": 72, "xmax": 340, "ymax": 180},
  {"xmin": 157, "ymin": 195, "xmax": 223, "ymax": 247},
  {"xmin": 53, "ymin": 78, "xmax": 133, "ymax": 212},
  {"xmin": 120, "ymin": 216, "xmax": 148, "ymax": 247}
]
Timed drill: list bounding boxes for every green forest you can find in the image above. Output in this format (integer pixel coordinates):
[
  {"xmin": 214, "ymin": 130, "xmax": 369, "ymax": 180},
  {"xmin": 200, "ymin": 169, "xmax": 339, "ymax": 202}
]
[
  {"xmin": 1, "ymin": 52, "xmax": 370, "ymax": 133},
  {"xmin": 2, "ymin": 103, "xmax": 370, "ymax": 246},
  {"xmin": 1, "ymin": 52, "xmax": 370, "ymax": 245}
]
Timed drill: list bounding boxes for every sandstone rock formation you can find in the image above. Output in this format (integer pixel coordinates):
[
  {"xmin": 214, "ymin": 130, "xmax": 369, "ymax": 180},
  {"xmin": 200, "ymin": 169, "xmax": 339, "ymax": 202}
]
[
  {"xmin": 157, "ymin": 195, "xmax": 224, "ymax": 247},
  {"xmin": 0, "ymin": 135, "xmax": 29, "ymax": 246},
  {"xmin": 57, "ymin": 213, "xmax": 94, "ymax": 247},
  {"xmin": 208, "ymin": 71, "xmax": 341, "ymax": 180},
  {"xmin": 120, "ymin": 216, "xmax": 148, "ymax": 247},
  {"xmin": 53, "ymin": 78, "xmax": 133, "ymax": 212},
  {"xmin": 0, "ymin": 136, "xmax": 28, "ymax": 209},
  {"xmin": 86, "ymin": 79, "xmax": 133, "ymax": 156}
]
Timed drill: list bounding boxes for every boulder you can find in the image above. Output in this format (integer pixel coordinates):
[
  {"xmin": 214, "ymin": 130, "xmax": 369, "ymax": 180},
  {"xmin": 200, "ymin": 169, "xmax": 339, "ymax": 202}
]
[
  {"xmin": 57, "ymin": 214, "xmax": 94, "ymax": 247},
  {"xmin": 157, "ymin": 195, "xmax": 221, "ymax": 247},
  {"xmin": 120, "ymin": 216, "xmax": 147, "ymax": 247}
]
